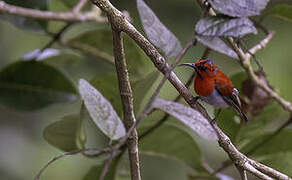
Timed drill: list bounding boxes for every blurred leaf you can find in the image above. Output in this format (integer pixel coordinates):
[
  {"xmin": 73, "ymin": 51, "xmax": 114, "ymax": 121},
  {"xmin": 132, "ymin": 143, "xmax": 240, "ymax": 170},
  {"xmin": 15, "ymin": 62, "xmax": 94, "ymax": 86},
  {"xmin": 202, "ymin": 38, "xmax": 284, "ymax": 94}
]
[
  {"xmin": 259, "ymin": 152, "xmax": 292, "ymax": 176},
  {"xmin": 79, "ymin": 79, "xmax": 126, "ymax": 140},
  {"xmin": 116, "ymin": 153, "xmax": 190, "ymax": 180},
  {"xmin": 80, "ymin": 104, "xmax": 110, "ymax": 148},
  {"xmin": 216, "ymin": 173, "xmax": 235, "ymax": 180},
  {"xmin": 208, "ymin": 0, "xmax": 269, "ymax": 17},
  {"xmin": 59, "ymin": 0, "xmax": 79, "ymax": 8},
  {"xmin": 90, "ymin": 73, "xmax": 122, "ymax": 116},
  {"xmin": 153, "ymin": 98, "xmax": 217, "ymax": 140},
  {"xmin": 0, "ymin": 0, "xmax": 49, "ymax": 32},
  {"xmin": 0, "ymin": 61, "xmax": 77, "ymax": 111},
  {"xmin": 196, "ymin": 17, "xmax": 257, "ymax": 38},
  {"xmin": 139, "ymin": 124, "xmax": 202, "ymax": 169},
  {"xmin": 132, "ymin": 71, "xmax": 159, "ymax": 113},
  {"xmin": 69, "ymin": 28, "xmax": 151, "ymax": 79},
  {"xmin": 263, "ymin": 4, "xmax": 292, "ymax": 23},
  {"xmin": 137, "ymin": 0, "xmax": 182, "ymax": 58},
  {"xmin": 241, "ymin": 130, "xmax": 292, "ymax": 176},
  {"xmin": 83, "ymin": 157, "xmax": 119, "ymax": 180},
  {"xmin": 43, "ymin": 114, "xmax": 85, "ymax": 151},
  {"xmin": 196, "ymin": 36, "xmax": 238, "ymax": 59},
  {"xmin": 241, "ymin": 130, "xmax": 292, "ymax": 156},
  {"xmin": 22, "ymin": 48, "xmax": 60, "ymax": 61}
]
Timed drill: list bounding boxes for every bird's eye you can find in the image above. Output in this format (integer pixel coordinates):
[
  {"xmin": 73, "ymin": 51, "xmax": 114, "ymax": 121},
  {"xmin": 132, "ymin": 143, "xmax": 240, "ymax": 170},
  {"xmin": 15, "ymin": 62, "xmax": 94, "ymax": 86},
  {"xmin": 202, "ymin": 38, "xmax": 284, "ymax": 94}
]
[{"xmin": 200, "ymin": 66, "xmax": 207, "ymax": 71}]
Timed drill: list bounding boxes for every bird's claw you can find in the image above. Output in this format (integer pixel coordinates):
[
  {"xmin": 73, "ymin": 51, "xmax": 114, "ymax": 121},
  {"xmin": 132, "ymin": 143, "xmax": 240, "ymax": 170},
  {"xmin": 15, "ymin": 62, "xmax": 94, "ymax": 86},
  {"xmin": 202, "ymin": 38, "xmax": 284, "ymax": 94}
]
[
  {"xmin": 190, "ymin": 96, "xmax": 200, "ymax": 105},
  {"xmin": 211, "ymin": 117, "xmax": 217, "ymax": 124}
]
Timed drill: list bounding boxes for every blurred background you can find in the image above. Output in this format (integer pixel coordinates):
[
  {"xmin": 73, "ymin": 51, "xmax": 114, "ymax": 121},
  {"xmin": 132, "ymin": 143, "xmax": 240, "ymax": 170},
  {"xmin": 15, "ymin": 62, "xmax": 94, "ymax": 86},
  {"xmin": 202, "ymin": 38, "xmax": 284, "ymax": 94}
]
[{"xmin": 1, "ymin": 0, "xmax": 292, "ymax": 179}]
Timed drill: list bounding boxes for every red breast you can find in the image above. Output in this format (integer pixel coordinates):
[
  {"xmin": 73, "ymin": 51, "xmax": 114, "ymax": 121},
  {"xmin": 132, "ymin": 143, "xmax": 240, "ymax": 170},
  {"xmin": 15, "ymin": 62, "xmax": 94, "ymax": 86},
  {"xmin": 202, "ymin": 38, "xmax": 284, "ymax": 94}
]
[{"xmin": 194, "ymin": 62, "xmax": 234, "ymax": 97}]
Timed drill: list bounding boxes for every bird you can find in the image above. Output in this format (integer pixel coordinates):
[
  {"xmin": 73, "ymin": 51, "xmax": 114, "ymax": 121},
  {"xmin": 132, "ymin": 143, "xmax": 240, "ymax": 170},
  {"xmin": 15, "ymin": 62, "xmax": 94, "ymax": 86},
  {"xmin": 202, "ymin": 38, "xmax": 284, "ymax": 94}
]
[{"xmin": 179, "ymin": 59, "xmax": 248, "ymax": 123}]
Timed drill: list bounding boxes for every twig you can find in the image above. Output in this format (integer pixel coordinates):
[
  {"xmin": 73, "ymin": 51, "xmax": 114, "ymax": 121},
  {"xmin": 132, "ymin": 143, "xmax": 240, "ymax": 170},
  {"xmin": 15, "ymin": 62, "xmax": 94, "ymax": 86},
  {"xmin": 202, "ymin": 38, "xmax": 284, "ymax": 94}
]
[
  {"xmin": 34, "ymin": 148, "xmax": 109, "ymax": 180},
  {"xmin": 73, "ymin": 0, "xmax": 88, "ymax": 13},
  {"xmin": 60, "ymin": 40, "xmax": 115, "ymax": 63},
  {"xmin": 39, "ymin": 23, "xmax": 73, "ymax": 54},
  {"xmin": 247, "ymin": 31, "xmax": 275, "ymax": 59},
  {"xmin": 99, "ymin": 151, "xmax": 115, "ymax": 180},
  {"xmin": 111, "ymin": 28, "xmax": 141, "ymax": 180},
  {"xmin": 247, "ymin": 116, "xmax": 292, "ymax": 156},
  {"xmin": 244, "ymin": 163, "xmax": 273, "ymax": 180},
  {"xmin": 249, "ymin": 159, "xmax": 291, "ymax": 180},
  {"xmin": 0, "ymin": 1, "xmax": 107, "ymax": 22},
  {"xmin": 236, "ymin": 165, "xmax": 248, "ymax": 180}
]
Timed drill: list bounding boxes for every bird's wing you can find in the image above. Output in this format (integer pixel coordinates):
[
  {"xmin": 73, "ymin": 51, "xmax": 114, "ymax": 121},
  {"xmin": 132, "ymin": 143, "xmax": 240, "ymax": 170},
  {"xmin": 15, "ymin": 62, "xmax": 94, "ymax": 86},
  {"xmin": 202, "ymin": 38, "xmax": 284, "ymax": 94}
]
[{"xmin": 214, "ymin": 74, "xmax": 248, "ymax": 122}]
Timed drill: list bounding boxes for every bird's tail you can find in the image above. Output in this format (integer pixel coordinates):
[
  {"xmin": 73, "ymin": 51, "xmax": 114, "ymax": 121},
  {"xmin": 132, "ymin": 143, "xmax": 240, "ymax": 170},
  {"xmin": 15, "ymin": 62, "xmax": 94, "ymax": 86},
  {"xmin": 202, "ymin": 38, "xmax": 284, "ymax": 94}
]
[{"xmin": 237, "ymin": 108, "xmax": 248, "ymax": 123}]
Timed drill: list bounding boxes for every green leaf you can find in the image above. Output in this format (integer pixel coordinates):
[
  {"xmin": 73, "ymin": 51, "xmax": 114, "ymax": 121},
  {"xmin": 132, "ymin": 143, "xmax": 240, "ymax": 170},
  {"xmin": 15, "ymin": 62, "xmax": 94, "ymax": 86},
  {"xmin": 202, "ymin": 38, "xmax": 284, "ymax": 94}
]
[
  {"xmin": 43, "ymin": 114, "xmax": 85, "ymax": 151},
  {"xmin": 80, "ymin": 103, "xmax": 111, "ymax": 149},
  {"xmin": 68, "ymin": 28, "xmax": 152, "ymax": 79},
  {"xmin": 259, "ymin": 152, "xmax": 292, "ymax": 176},
  {"xmin": 139, "ymin": 124, "xmax": 202, "ymax": 169},
  {"xmin": 263, "ymin": 4, "xmax": 292, "ymax": 23},
  {"xmin": 241, "ymin": 130, "xmax": 292, "ymax": 156},
  {"xmin": 240, "ymin": 130, "xmax": 292, "ymax": 176},
  {"xmin": 196, "ymin": 17, "xmax": 257, "ymax": 38},
  {"xmin": 116, "ymin": 153, "xmax": 190, "ymax": 180},
  {"xmin": 1, "ymin": 0, "xmax": 49, "ymax": 32},
  {"xmin": 90, "ymin": 73, "xmax": 122, "ymax": 116},
  {"xmin": 132, "ymin": 71, "xmax": 159, "ymax": 113},
  {"xmin": 79, "ymin": 79, "xmax": 126, "ymax": 140},
  {"xmin": 152, "ymin": 98, "xmax": 217, "ymax": 140},
  {"xmin": 83, "ymin": 157, "xmax": 119, "ymax": 180},
  {"xmin": 208, "ymin": 0, "xmax": 269, "ymax": 17},
  {"xmin": 196, "ymin": 36, "xmax": 238, "ymax": 59},
  {"xmin": 58, "ymin": 0, "xmax": 79, "ymax": 8},
  {"xmin": 0, "ymin": 61, "xmax": 77, "ymax": 111},
  {"xmin": 137, "ymin": 0, "xmax": 182, "ymax": 58}
]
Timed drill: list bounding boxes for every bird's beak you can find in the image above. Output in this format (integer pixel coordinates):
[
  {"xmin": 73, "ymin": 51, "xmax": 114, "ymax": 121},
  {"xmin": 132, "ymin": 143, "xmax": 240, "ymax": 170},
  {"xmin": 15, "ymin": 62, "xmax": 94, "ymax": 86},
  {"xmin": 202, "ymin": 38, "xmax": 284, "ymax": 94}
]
[{"xmin": 179, "ymin": 63, "xmax": 197, "ymax": 69}]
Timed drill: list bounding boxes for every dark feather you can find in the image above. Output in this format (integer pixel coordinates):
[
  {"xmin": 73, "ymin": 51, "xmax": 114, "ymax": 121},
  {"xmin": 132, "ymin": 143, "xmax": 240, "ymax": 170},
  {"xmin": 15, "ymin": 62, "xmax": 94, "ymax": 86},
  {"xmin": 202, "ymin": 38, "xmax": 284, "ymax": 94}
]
[{"xmin": 217, "ymin": 88, "xmax": 248, "ymax": 122}]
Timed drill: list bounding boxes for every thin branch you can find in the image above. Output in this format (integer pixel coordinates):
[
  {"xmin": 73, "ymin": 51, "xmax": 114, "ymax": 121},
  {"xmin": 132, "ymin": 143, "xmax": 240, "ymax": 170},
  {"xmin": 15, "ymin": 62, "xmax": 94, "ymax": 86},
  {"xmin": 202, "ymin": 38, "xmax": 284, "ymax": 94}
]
[
  {"xmin": 0, "ymin": 1, "xmax": 107, "ymax": 22},
  {"xmin": 60, "ymin": 40, "xmax": 115, "ymax": 63},
  {"xmin": 236, "ymin": 165, "xmax": 248, "ymax": 180},
  {"xmin": 99, "ymin": 151, "xmax": 115, "ymax": 180},
  {"xmin": 40, "ymin": 23, "xmax": 73, "ymax": 51},
  {"xmin": 73, "ymin": 0, "xmax": 88, "ymax": 13},
  {"xmin": 112, "ymin": 29, "xmax": 141, "ymax": 180},
  {"xmin": 34, "ymin": 148, "xmax": 109, "ymax": 180},
  {"xmin": 247, "ymin": 31, "xmax": 275, "ymax": 59},
  {"xmin": 247, "ymin": 116, "xmax": 292, "ymax": 156},
  {"xmin": 249, "ymin": 159, "xmax": 291, "ymax": 180},
  {"xmin": 244, "ymin": 162, "xmax": 273, "ymax": 180}
]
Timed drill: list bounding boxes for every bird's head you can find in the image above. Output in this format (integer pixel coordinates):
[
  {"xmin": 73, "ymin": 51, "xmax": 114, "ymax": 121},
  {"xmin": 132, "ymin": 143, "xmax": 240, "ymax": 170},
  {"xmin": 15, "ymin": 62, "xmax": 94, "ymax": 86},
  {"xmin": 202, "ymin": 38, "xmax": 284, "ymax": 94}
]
[{"xmin": 179, "ymin": 59, "xmax": 218, "ymax": 78}]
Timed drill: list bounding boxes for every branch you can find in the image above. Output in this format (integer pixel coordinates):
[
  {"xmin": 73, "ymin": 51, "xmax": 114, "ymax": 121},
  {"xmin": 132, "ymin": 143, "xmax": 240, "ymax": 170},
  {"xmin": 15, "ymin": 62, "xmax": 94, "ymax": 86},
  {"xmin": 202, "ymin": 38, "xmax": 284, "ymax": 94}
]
[
  {"xmin": 236, "ymin": 165, "xmax": 248, "ymax": 180},
  {"xmin": 0, "ymin": 1, "xmax": 107, "ymax": 22},
  {"xmin": 111, "ymin": 28, "xmax": 141, "ymax": 180},
  {"xmin": 73, "ymin": 0, "xmax": 88, "ymax": 13},
  {"xmin": 247, "ymin": 31, "xmax": 275, "ymax": 58},
  {"xmin": 34, "ymin": 148, "xmax": 109, "ymax": 180}
]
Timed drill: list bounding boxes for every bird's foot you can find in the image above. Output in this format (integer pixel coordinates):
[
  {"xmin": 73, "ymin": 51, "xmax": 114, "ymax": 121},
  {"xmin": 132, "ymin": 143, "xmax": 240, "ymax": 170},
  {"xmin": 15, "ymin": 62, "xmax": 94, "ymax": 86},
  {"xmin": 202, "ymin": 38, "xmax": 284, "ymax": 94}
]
[{"xmin": 190, "ymin": 96, "xmax": 201, "ymax": 105}]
